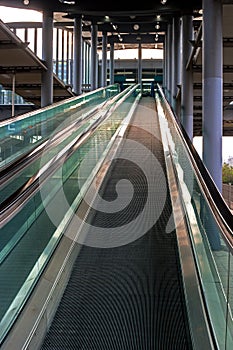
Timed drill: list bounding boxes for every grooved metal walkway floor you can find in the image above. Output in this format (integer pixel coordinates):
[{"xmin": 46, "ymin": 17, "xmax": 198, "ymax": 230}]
[{"xmin": 41, "ymin": 97, "xmax": 192, "ymax": 350}]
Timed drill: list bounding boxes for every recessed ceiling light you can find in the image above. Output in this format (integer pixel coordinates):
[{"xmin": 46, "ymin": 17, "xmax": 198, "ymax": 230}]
[
  {"xmin": 59, "ymin": 0, "xmax": 76, "ymax": 4},
  {"xmin": 133, "ymin": 24, "xmax": 140, "ymax": 30}
]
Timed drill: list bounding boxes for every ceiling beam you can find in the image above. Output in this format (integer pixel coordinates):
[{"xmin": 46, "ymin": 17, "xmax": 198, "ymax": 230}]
[
  {"xmin": 0, "ymin": 66, "xmax": 44, "ymax": 74},
  {"xmin": 193, "ymin": 65, "xmax": 233, "ymax": 72}
]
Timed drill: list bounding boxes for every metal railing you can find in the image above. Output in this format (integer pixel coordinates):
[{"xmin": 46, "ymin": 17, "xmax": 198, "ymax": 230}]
[
  {"xmin": 156, "ymin": 84, "xmax": 233, "ymax": 350},
  {"xmin": 0, "ymin": 83, "xmax": 140, "ymax": 345}
]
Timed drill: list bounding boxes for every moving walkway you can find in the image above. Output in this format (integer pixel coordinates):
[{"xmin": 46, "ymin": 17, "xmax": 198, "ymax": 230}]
[{"xmin": 0, "ymin": 84, "xmax": 232, "ymax": 349}]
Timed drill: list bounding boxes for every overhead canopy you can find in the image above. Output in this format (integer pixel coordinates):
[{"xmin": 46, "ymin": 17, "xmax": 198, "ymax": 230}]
[{"xmin": 0, "ymin": 19, "xmax": 74, "ymax": 106}]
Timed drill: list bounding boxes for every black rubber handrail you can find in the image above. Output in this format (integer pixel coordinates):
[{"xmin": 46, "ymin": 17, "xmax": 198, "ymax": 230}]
[{"xmin": 156, "ymin": 84, "xmax": 233, "ymax": 252}]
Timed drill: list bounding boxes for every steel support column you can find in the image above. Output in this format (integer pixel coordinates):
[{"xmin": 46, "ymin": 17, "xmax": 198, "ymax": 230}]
[
  {"xmin": 90, "ymin": 23, "xmax": 98, "ymax": 91},
  {"xmin": 203, "ymin": 0, "xmax": 223, "ymax": 192},
  {"xmin": 172, "ymin": 16, "xmax": 181, "ymax": 112},
  {"xmin": 167, "ymin": 21, "xmax": 172, "ymax": 103},
  {"xmin": 11, "ymin": 73, "xmax": 15, "ymax": 117},
  {"xmin": 163, "ymin": 28, "xmax": 167, "ymax": 92},
  {"xmin": 181, "ymin": 15, "xmax": 194, "ymax": 140},
  {"xmin": 73, "ymin": 16, "xmax": 83, "ymax": 95},
  {"xmin": 101, "ymin": 32, "xmax": 107, "ymax": 87},
  {"xmin": 110, "ymin": 43, "xmax": 114, "ymax": 85},
  {"xmin": 138, "ymin": 42, "xmax": 142, "ymax": 91},
  {"xmin": 41, "ymin": 11, "xmax": 53, "ymax": 107}
]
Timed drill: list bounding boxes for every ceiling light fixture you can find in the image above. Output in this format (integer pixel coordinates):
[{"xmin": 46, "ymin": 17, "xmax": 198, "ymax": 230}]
[
  {"xmin": 133, "ymin": 24, "xmax": 139, "ymax": 30},
  {"xmin": 161, "ymin": 0, "xmax": 167, "ymax": 4},
  {"xmin": 111, "ymin": 23, "xmax": 117, "ymax": 31},
  {"xmin": 59, "ymin": 0, "xmax": 76, "ymax": 4},
  {"xmin": 117, "ymin": 33, "xmax": 123, "ymax": 41},
  {"xmin": 117, "ymin": 34, "xmax": 123, "ymax": 42},
  {"xmin": 23, "ymin": 0, "xmax": 30, "ymax": 5}
]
